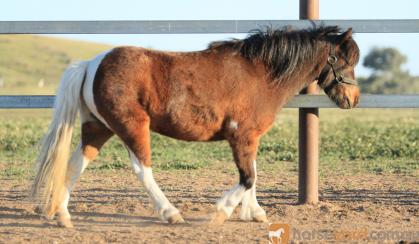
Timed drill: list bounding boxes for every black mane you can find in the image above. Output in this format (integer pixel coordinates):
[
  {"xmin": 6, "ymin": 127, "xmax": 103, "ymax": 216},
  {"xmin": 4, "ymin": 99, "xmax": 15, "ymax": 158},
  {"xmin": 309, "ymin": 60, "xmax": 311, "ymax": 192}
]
[{"xmin": 208, "ymin": 26, "xmax": 342, "ymax": 81}]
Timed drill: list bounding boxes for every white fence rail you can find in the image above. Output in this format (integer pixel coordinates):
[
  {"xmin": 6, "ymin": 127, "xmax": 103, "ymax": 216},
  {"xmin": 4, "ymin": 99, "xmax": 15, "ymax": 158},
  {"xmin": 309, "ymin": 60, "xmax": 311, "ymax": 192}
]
[
  {"xmin": 1, "ymin": 20, "xmax": 418, "ymax": 34},
  {"xmin": 1, "ymin": 95, "xmax": 419, "ymax": 109},
  {"xmin": 0, "ymin": 19, "xmax": 418, "ymax": 109}
]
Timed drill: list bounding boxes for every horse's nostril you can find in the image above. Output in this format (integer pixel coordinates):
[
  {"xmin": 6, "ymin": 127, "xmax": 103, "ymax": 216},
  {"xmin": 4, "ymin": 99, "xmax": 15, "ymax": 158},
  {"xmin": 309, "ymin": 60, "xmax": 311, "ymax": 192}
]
[
  {"xmin": 354, "ymin": 96, "xmax": 359, "ymax": 107},
  {"xmin": 344, "ymin": 96, "xmax": 351, "ymax": 109}
]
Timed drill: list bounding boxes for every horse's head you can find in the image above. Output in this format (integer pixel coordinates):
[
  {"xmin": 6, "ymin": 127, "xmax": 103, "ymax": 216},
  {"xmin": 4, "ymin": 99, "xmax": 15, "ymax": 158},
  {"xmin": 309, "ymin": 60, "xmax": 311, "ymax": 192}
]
[{"xmin": 317, "ymin": 28, "xmax": 360, "ymax": 109}]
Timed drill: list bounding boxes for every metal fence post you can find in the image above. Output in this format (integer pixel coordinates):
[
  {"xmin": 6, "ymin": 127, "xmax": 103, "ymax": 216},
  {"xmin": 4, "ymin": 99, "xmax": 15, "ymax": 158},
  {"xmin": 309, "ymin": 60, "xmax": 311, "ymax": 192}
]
[{"xmin": 298, "ymin": 0, "xmax": 320, "ymax": 204}]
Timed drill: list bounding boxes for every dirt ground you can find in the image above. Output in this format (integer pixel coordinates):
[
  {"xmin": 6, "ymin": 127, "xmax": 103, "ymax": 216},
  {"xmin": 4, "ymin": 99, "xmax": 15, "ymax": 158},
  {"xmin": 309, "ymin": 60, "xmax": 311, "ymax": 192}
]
[{"xmin": 0, "ymin": 166, "xmax": 418, "ymax": 243}]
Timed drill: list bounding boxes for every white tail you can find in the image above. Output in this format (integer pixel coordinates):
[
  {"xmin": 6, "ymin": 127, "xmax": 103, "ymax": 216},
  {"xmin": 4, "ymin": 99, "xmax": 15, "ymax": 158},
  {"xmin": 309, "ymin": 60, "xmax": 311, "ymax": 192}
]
[{"xmin": 31, "ymin": 61, "xmax": 89, "ymax": 218}]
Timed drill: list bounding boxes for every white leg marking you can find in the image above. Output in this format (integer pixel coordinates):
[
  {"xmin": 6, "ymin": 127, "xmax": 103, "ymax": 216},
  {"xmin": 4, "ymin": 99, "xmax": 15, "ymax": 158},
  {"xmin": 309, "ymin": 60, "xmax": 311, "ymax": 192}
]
[
  {"xmin": 129, "ymin": 150, "xmax": 180, "ymax": 221},
  {"xmin": 216, "ymin": 184, "xmax": 247, "ymax": 218},
  {"xmin": 240, "ymin": 160, "xmax": 266, "ymax": 220},
  {"xmin": 57, "ymin": 144, "xmax": 90, "ymax": 220}
]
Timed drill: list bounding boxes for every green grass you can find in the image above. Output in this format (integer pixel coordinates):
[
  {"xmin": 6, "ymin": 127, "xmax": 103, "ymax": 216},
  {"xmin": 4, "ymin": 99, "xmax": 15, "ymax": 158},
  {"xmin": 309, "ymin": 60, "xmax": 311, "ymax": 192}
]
[
  {"xmin": 0, "ymin": 109, "xmax": 418, "ymax": 179},
  {"xmin": 1, "ymin": 35, "xmax": 417, "ymax": 180}
]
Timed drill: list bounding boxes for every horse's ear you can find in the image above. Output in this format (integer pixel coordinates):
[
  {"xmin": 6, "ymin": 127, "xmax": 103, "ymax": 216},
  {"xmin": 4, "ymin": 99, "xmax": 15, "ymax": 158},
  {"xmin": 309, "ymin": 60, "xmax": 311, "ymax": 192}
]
[{"xmin": 337, "ymin": 28, "xmax": 353, "ymax": 44}]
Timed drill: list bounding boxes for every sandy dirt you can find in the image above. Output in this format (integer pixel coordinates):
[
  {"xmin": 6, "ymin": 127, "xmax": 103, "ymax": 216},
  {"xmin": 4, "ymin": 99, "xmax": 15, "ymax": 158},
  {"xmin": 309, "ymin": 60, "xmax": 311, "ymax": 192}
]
[{"xmin": 0, "ymin": 166, "xmax": 418, "ymax": 243}]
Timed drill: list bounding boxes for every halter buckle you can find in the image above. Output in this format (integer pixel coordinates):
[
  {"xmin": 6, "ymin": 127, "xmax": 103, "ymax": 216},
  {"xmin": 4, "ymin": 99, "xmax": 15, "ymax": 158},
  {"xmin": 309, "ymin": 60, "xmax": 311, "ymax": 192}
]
[
  {"xmin": 336, "ymin": 75, "xmax": 344, "ymax": 82},
  {"xmin": 327, "ymin": 55, "xmax": 338, "ymax": 64}
]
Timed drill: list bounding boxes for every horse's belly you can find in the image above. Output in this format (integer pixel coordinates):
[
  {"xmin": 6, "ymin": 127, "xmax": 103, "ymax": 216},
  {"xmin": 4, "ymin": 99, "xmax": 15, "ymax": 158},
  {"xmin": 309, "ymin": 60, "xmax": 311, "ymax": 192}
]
[
  {"xmin": 148, "ymin": 97, "xmax": 225, "ymax": 141},
  {"xmin": 150, "ymin": 117, "xmax": 224, "ymax": 142}
]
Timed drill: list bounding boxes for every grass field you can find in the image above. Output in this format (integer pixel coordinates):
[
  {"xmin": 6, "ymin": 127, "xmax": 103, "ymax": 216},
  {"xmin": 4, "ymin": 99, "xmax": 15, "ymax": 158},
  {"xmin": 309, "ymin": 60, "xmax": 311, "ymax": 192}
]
[
  {"xmin": 1, "ymin": 108, "xmax": 417, "ymax": 180},
  {"xmin": 0, "ymin": 35, "xmax": 111, "ymax": 95},
  {"xmin": 0, "ymin": 34, "xmax": 417, "ymax": 180}
]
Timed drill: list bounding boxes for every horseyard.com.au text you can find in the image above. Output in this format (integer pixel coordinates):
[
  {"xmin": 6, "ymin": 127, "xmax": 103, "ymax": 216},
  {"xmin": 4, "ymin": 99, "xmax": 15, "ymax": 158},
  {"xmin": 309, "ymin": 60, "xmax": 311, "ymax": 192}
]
[{"xmin": 291, "ymin": 227, "xmax": 418, "ymax": 242}]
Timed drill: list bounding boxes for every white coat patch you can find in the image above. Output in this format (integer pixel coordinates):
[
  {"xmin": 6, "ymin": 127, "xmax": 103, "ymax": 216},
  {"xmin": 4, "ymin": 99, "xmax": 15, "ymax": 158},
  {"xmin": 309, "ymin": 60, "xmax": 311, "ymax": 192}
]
[
  {"xmin": 82, "ymin": 50, "xmax": 112, "ymax": 129},
  {"xmin": 229, "ymin": 121, "xmax": 239, "ymax": 130}
]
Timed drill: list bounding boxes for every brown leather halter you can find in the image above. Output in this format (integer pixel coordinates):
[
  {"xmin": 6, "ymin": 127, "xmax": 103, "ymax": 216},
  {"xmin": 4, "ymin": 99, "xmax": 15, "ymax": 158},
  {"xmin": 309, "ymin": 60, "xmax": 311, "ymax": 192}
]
[{"xmin": 327, "ymin": 44, "xmax": 358, "ymax": 86}]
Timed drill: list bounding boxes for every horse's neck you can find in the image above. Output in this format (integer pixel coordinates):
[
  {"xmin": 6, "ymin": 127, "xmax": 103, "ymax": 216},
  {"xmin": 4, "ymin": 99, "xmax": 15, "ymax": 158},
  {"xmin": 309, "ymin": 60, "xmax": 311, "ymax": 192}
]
[
  {"xmin": 301, "ymin": 41, "xmax": 329, "ymax": 84},
  {"xmin": 266, "ymin": 42, "xmax": 329, "ymax": 109},
  {"xmin": 282, "ymin": 42, "xmax": 329, "ymax": 92}
]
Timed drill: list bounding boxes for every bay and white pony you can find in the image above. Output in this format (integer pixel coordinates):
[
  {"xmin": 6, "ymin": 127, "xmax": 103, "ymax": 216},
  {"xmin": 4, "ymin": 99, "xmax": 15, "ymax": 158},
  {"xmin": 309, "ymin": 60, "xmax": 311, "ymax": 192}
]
[{"xmin": 31, "ymin": 26, "xmax": 359, "ymax": 227}]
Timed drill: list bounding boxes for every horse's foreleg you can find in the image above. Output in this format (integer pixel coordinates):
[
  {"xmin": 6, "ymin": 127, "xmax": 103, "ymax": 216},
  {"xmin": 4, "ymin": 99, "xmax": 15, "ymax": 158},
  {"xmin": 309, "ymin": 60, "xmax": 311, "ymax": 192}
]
[
  {"xmin": 212, "ymin": 134, "xmax": 266, "ymax": 224},
  {"xmin": 239, "ymin": 160, "xmax": 267, "ymax": 222},
  {"xmin": 56, "ymin": 120, "xmax": 113, "ymax": 228}
]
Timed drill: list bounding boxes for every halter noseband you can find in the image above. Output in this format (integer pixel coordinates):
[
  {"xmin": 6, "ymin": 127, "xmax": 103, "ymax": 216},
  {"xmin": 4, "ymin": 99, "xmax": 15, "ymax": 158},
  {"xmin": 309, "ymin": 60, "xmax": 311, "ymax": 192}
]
[{"xmin": 327, "ymin": 44, "xmax": 358, "ymax": 86}]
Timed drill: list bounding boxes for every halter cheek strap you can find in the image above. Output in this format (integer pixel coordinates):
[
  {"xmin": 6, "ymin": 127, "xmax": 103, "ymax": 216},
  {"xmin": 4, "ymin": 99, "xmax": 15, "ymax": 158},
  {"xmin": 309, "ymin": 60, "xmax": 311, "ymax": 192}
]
[{"xmin": 328, "ymin": 44, "xmax": 358, "ymax": 86}]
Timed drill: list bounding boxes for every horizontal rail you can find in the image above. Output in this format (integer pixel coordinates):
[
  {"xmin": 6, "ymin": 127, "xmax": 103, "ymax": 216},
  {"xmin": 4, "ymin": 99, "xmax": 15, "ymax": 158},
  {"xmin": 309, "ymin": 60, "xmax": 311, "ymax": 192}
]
[
  {"xmin": 286, "ymin": 94, "xmax": 419, "ymax": 108},
  {"xmin": 0, "ymin": 20, "xmax": 418, "ymax": 34},
  {"xmin": 1, "ymin": 95, "xmax": 418, "ymax": 109}
]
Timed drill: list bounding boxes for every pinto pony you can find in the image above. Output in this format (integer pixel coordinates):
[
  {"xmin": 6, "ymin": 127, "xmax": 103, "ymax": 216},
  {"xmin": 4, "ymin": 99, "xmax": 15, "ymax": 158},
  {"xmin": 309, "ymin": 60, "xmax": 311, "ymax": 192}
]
[{"xmin": 32, "ymin": 26, "xmax": 360, "ymax": 227}]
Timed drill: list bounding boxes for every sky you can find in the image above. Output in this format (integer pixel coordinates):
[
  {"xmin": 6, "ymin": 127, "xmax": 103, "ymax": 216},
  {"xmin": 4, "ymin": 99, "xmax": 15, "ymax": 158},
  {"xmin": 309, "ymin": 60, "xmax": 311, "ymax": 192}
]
[{"xmin": 1, "ymin": 0, "xmax": 418, "ymax": 77}]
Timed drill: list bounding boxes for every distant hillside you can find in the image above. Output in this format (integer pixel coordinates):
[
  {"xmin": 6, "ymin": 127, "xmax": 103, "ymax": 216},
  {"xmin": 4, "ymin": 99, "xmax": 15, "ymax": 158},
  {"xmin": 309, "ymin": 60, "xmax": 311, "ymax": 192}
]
[{"xmin": 0, "ymin": 35, "xmax": 112, "ymax": 95}]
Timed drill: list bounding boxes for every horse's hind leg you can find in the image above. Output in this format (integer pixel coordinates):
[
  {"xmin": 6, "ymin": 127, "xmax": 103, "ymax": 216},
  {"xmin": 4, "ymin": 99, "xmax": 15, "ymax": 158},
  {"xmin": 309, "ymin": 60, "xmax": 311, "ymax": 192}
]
[
  {"xmin": 128, "ymin": 149, "xmax": 184, "ymax": 223},
  {"xmin": 55, "ymin": 143, "xmax": 87, "ymax": 228},
  {"xmin": 111, "ymin": 109, "xmax": 184, "ymax": 223},
  {"xmin": 56, "ymin": 120, "xmax": 113, "ymax": 228},
  {"xmin": 212, "ymin": 133, "xmax": 267, "ymax": 224}
]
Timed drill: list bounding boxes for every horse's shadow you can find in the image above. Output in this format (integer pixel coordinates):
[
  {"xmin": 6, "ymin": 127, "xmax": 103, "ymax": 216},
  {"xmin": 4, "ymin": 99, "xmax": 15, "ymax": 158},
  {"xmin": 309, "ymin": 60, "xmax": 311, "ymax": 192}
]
[
  {"xmin": 257, "ymin": 188, "xmax": 419, "ymax": 206},
  {"xmin": 0, "ymin": 187, "xmax": 417, "ymax": 228},
  {"xmin": 0, "ymin": 206, "xmax": 52, "ymax": 228},
  {"xmin": 72, "ymin": 211, "xmax": 209, "ymax": 228},
  {"xmin": 0, "ymin": 205, "xmax": 206, "ymax": 229}
]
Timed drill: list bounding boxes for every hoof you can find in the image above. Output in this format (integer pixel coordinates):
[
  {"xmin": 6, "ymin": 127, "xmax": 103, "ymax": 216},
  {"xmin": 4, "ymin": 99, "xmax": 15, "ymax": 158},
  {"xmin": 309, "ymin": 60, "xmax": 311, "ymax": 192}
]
[
  {"xmin": 253, "ymin": 214, "xmax": 268, "ymax": 223},
  {"xmin": 57, "ymin": 217, "xmax": 74, "ymax": 228},
  {"xmin": 167, "ymin": 213, "xmax": 185, "ymax": 224},
  {"xmin": 34, "ymin": 205, "xmax": 43, "ymax": 214},
  {"xmin": 209, "ymin": 211, "xmax": 228, "ymax": 225},
  {"xmin": 41, "ymin": 214, "xmax": 54, "ymax": 221}
]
